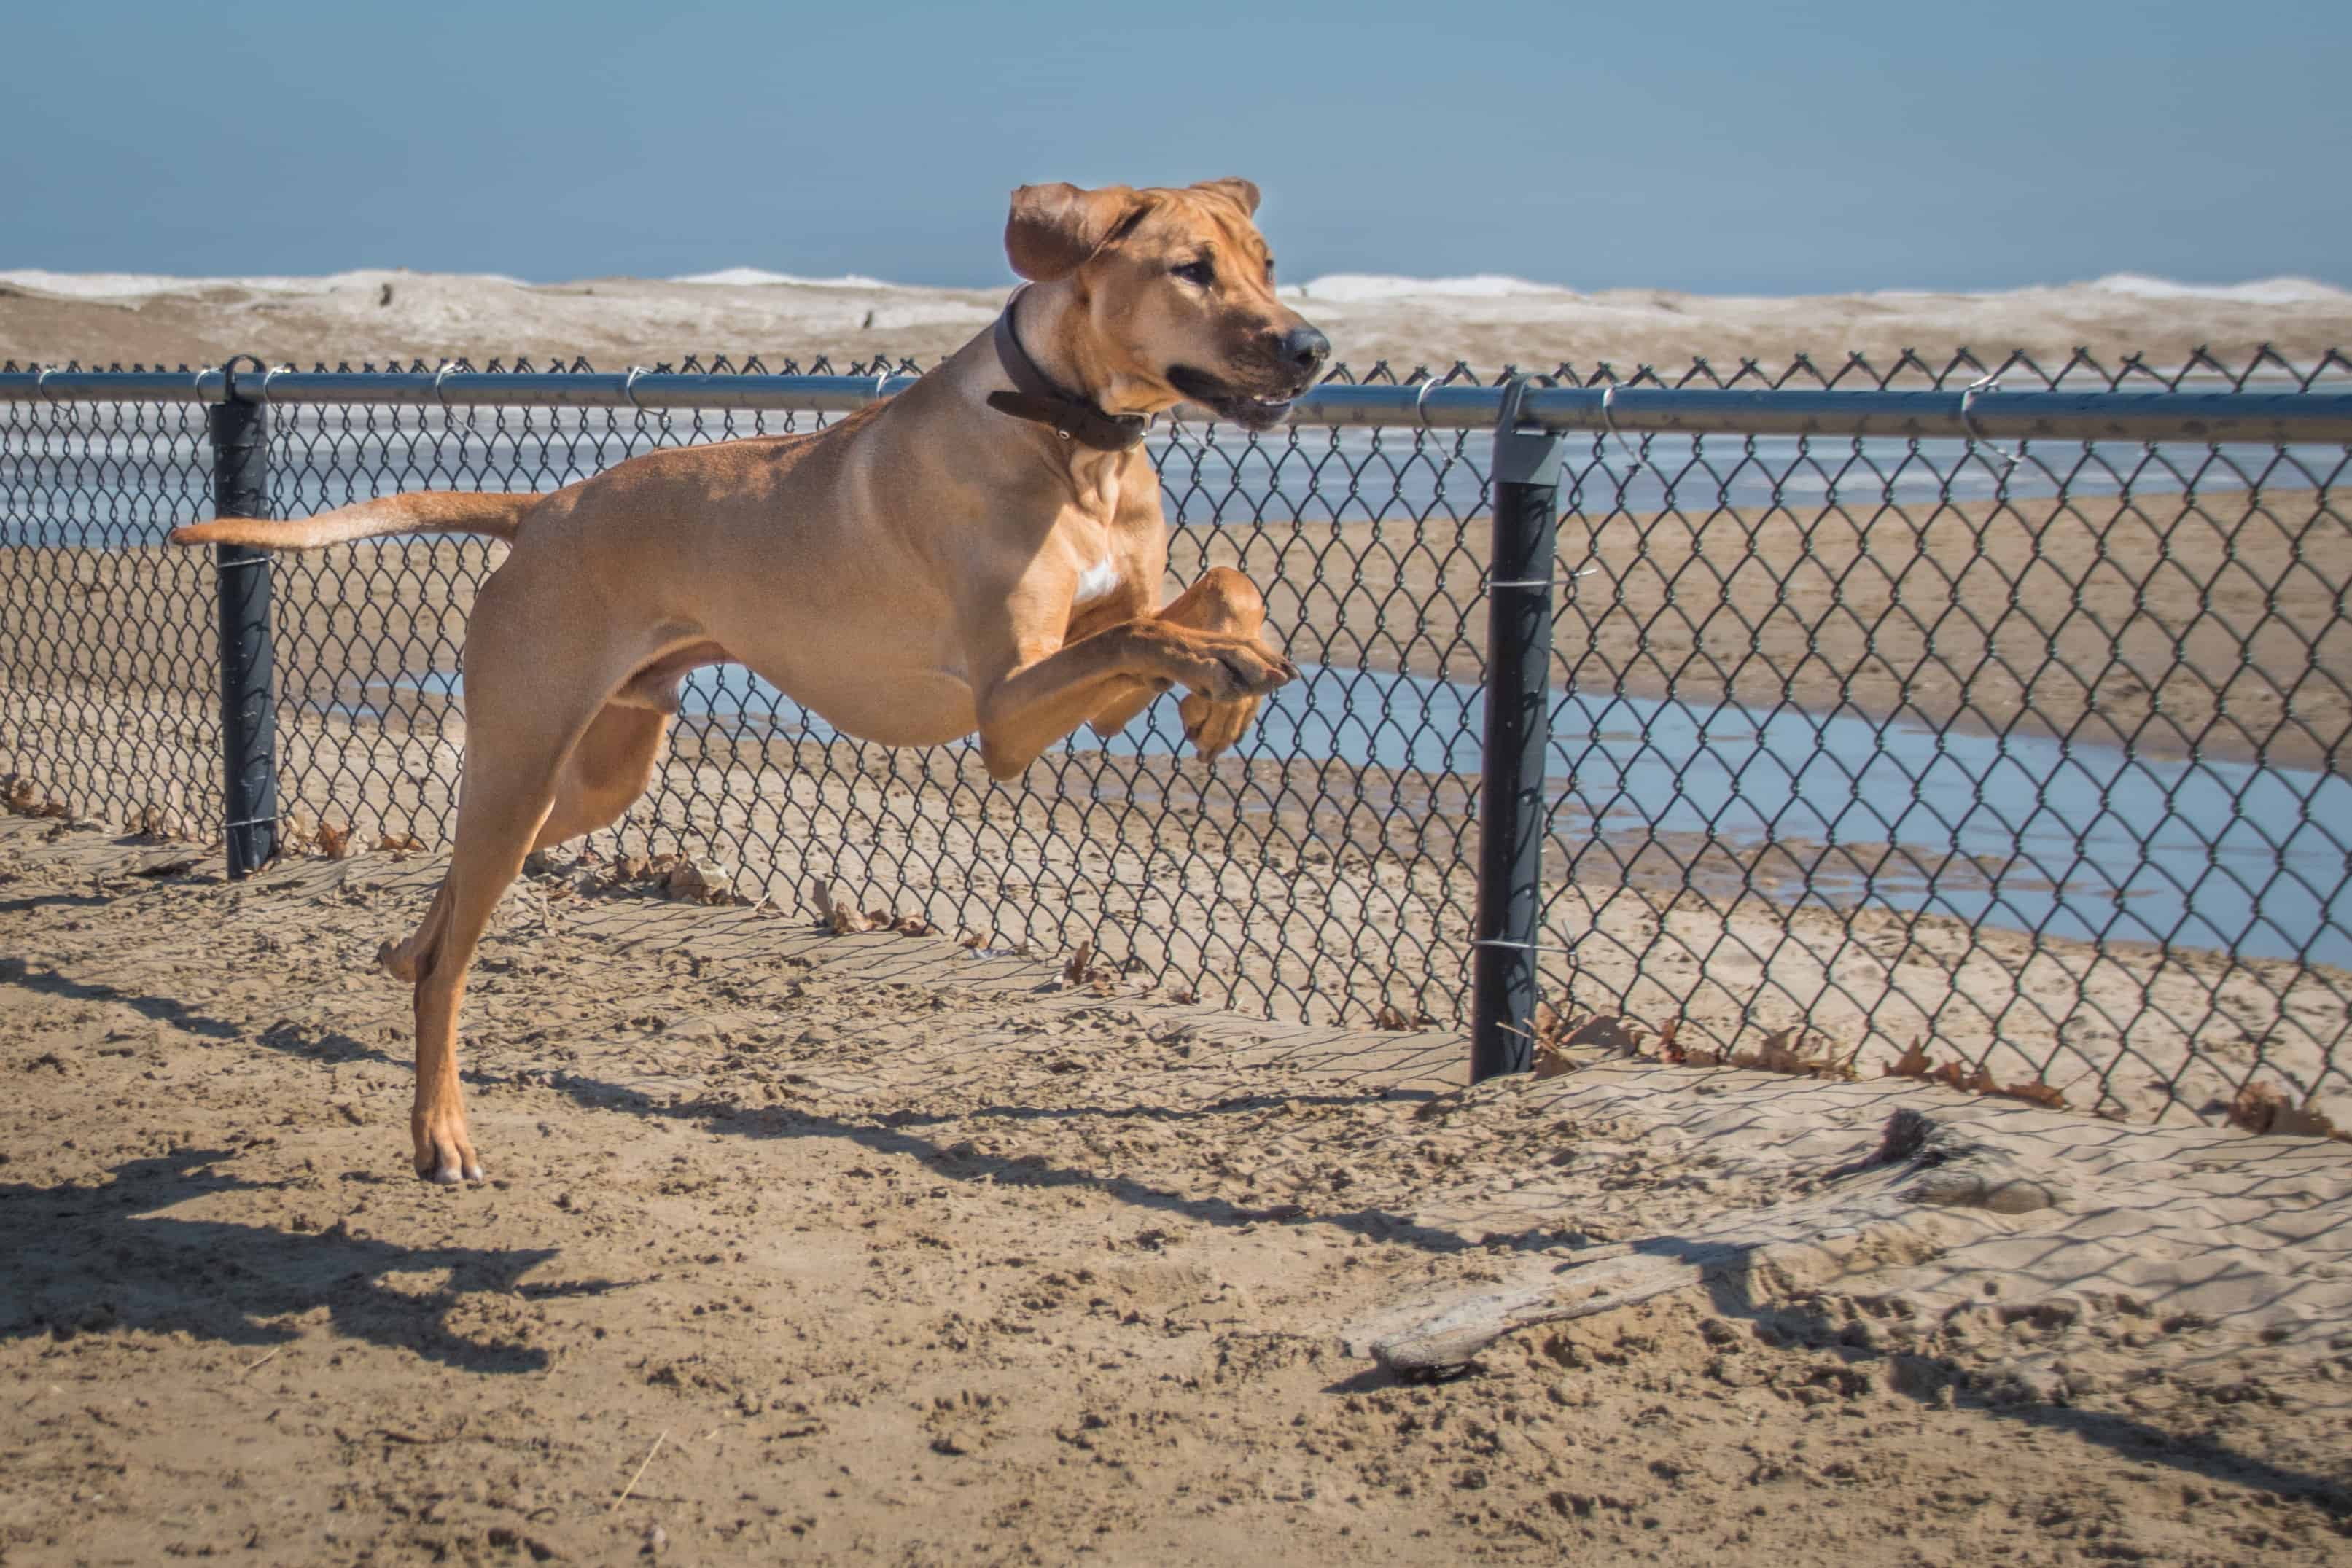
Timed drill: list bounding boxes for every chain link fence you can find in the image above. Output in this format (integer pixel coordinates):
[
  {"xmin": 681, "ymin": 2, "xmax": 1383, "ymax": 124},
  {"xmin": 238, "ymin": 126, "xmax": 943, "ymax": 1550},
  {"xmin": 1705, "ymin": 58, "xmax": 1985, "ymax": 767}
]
[{"xmin": 2, "ymin": 348, "xmax": 2348, "ymax": 1128}]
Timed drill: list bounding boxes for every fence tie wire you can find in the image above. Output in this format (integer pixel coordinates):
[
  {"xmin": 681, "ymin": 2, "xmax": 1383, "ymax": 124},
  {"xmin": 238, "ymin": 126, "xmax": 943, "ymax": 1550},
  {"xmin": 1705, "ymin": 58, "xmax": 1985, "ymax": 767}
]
[
  {"xmin": 1960, "ymin": 373, "xmax": 2026, "ymax": 469},
  {"xmin": 1600, "ymin": 380, "xmax": 1646, "ymax": 474},
  {"xmin": 1413, "ymin": 376, "xmax": 1444, "ymax": 426}
]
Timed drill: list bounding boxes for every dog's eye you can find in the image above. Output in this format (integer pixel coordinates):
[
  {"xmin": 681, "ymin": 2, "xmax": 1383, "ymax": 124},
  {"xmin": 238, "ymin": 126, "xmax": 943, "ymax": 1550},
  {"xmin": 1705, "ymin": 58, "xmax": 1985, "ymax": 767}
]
[{"xmin": 1171, "ymin": 259, "xmax": 1215, "ymax": 288}]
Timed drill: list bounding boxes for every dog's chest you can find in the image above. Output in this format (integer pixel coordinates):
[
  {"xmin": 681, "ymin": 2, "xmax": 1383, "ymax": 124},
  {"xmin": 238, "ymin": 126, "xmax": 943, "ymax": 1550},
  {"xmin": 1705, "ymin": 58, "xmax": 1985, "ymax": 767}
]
[
  {"xmin": 1072, "ymin": 555, "xmax": 1123, "ymax": 606},
  {"xmin": 1062, "ymin": 453, "xmax": 1145, "ymax": 609}
]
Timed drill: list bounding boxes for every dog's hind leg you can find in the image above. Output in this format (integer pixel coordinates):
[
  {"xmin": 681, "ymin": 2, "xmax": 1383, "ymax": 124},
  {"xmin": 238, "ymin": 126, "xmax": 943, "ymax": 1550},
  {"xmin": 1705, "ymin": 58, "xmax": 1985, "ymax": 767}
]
[
  {"xmin": 400, "ymin": 590, "xmax": 645, "ymax": 1182},
  {"xmin": 537, "ymin": 703, "xmax": 671, "ymax": 851},
  {"xmin": 378, "ymin": 705, "xmax": 668, "ymax": 986}
]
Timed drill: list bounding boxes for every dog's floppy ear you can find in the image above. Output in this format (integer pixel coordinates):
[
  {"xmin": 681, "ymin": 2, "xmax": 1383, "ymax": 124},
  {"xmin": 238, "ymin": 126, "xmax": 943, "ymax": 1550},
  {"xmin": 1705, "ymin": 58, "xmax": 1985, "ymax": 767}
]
[
  {"xmin": 1191, "ymin": 177, "xmax": 1261, "ymax": 216},
  {"xmin": 1005, "ymin": 182, "xmax": 1145, "ymax": 282}
]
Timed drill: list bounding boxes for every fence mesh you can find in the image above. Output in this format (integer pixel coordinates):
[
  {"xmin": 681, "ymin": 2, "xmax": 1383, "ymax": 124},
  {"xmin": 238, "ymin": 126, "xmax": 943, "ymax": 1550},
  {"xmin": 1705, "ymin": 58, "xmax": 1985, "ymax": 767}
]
[
  {"xmin": 0, "ymin": 386, "xmax": 219, "ymax": 835},
  {"xmin": 2, "ymin": 349, "xmax": 2348, "ymax": 1129}
]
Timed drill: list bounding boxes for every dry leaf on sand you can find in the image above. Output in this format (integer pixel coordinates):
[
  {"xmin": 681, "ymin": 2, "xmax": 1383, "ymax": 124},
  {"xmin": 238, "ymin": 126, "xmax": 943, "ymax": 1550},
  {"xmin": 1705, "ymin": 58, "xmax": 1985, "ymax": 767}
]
[
  {"xmin": 2227, "ymin": 1081, "xmax": 2351, "ymax": 1142},
  {"xmin": 1062, "ymin": 941, "xmax": 1115, "ymax": 987},
  {"xmin": 1884, "ymin": 1037, "xmax": 2071, "ymax": 1109},
  {"xmin": 811, "ymin": 883, "xmax": 873, "ymax": 935}
]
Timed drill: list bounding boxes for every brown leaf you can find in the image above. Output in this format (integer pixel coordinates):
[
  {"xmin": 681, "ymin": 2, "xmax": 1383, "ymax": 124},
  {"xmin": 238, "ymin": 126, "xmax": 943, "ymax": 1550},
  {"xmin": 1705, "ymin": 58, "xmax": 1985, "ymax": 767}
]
[
  {"xmin": 1372, "ymin": 1003, "xmax": 1412, "ymax": 1031},
  {"xmin": 811, "ymin": 882, "xmax": 871, "ymax": 935},
  {"xmin": 376, "ymin": 832, "xmax": 424, "ymax": 854},
  {"xmin": 1733, "ymin": 1028, "xmax": 1856, "ymax": 1082},
  {"xmin": 1751, "ymin": 1029, "xmax": 1806, "ymax": 1074},
  {"xmin": 1056, "ymin": 940, "xmax": 1115, "ymax": 986},
  {"xmin": 1928, "ymin": 1061, "xmax": 1997, "ymax": 1096},
  {"xmin": 2228, "ymin": 1082, "xmax": 2351, "ymax": 1142},
  {"xmin": 1, "ymin": 775, "xmax": 70, "ymax": 820},
  {"xmin": 1885, "ymin": 1038, "xmax": 1935, "ymax": 1079},
  {"xmin": 1991, "ymin": 1079, "xmax": 2069, "ymax": 1110},
  {"xmin": 316, "ymin": 822, "xmax": 352, "ymax": 860},
  {"xmin": 664, "ymin": 860, "xmax": 733, "ymax": 904},
  {"xmin": 892, "ymin": 915, "xmax": 932, "ymax": 937}
]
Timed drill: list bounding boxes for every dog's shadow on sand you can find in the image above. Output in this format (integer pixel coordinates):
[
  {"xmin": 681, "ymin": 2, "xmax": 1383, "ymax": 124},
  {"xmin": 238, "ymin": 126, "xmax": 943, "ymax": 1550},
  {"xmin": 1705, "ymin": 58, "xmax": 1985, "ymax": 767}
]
[{"xmin": 0, "ymin": 1147, "xmax": 613, "ymax": 1373}]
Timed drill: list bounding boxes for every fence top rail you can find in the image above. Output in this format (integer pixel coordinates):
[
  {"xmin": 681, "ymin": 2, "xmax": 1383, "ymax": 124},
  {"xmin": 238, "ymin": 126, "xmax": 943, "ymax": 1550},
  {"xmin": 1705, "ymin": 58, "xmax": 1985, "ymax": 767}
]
[{"xmin": 4, "ymin": 366, "xmax": 2350, "ymax": 444}]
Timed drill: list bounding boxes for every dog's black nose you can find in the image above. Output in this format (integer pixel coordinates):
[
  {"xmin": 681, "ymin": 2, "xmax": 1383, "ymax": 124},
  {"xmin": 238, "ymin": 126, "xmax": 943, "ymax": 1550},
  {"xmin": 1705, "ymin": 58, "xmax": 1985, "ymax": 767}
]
[{"xmin": 1279, "ymin": 324, "xmax": 1331, "ymax": 375}]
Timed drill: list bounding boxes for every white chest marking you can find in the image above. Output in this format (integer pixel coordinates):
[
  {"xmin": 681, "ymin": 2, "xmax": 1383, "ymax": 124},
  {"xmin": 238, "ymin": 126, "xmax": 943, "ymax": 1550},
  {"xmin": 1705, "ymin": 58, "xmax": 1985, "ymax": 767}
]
[{"xmin": 1073, "ymin": 556, "xmax": 1123, "ymax": 606}]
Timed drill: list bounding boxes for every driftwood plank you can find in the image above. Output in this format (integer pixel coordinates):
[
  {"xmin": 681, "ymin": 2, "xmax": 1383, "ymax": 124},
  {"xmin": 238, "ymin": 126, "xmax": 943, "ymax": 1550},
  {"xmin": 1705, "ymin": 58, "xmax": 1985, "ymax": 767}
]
[{"xmin": 1366, "ymin": 1112, "xmax": 2068, "ymax": 1377}]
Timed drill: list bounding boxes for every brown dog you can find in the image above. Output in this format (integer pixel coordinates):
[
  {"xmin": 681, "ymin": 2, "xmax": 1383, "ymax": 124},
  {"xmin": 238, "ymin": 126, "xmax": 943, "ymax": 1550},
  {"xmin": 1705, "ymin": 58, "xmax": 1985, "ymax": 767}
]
[{"xmin": 174, "ymin": 178, "xmax": 1326, "ymax": 1182}]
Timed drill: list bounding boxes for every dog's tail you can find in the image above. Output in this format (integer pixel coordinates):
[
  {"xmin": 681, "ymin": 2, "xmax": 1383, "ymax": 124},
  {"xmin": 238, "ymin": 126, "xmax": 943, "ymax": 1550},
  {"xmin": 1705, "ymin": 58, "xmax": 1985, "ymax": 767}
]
[{"xmin": 168, "ymin": 490, "xmax": 539, "ymax": 550}]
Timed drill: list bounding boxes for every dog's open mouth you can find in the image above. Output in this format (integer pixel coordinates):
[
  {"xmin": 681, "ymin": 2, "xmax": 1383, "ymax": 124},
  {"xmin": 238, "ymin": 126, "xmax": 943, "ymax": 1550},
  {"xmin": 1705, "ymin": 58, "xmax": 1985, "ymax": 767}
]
[{"xmin": 1167, "ymin": 367, "xmax": 1301, "ymax": 431}]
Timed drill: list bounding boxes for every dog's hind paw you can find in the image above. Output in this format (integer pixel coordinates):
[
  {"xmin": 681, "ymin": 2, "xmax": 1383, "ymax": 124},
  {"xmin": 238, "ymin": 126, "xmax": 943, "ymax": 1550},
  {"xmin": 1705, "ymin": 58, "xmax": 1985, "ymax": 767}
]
[{"xmin": 412, "ymin": 1109, "xmax": 485, "ymax": 1184}]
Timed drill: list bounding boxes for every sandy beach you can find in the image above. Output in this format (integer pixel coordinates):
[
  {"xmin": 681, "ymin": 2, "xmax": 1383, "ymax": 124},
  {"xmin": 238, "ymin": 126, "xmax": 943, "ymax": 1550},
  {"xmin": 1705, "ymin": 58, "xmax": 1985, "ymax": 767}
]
[
  {"xmin": 7, "ymin": 266, "xmax": 2352, "ymax": 375},
  {"xmin": 3, "ymin": 815, "xmax": 2348, "ymax": 1563},
  {"xmin": 5, "ymin": 268, "xmax": 2351, "ymax": 1564}
]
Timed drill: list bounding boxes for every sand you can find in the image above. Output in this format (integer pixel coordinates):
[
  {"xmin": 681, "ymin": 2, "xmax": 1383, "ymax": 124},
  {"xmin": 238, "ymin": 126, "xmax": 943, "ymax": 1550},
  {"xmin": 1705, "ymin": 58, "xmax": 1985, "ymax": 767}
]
[
  {"xmin": 3, "ymin": 816, "xmax": 2348, "ymax": 1564},
  {"xmin": 7, "ymin": 267, "xmax": 2352, "ymax": 375}
]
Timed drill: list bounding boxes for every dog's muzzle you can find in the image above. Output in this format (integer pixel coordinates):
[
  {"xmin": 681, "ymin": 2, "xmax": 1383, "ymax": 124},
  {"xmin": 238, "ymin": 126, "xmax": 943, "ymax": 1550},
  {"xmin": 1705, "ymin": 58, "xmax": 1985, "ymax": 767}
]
[{"xmin": 1168, "ymin": 324, "xmax": 1329, "ymax": 430}]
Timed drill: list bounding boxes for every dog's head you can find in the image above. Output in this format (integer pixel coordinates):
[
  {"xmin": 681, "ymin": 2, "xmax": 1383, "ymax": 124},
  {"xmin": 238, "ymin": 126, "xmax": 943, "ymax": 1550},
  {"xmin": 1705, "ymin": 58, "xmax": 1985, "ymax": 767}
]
[{"xmin": 1005, "ymin": 178, "xmax": 1329, "ymax": 430}]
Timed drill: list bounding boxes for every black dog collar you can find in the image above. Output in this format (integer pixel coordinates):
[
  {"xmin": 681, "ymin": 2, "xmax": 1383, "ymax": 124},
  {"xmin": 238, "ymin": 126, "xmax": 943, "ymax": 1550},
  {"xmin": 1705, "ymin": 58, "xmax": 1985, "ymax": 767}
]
[{"xmin": 986, "ymin": 289, "xmax": 1150, "ymax": 453}]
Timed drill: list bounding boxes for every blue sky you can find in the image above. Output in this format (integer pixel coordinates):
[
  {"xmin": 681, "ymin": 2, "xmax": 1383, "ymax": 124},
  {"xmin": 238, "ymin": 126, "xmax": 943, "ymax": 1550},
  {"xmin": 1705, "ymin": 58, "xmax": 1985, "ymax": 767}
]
[{"xmin": 12, "ymin": 0, "xmax": 2348, "ymax": 293}]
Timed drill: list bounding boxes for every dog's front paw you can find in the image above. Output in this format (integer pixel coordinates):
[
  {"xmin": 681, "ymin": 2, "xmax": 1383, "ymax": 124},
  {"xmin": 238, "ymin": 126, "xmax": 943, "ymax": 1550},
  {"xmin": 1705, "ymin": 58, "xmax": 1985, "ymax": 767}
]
[
  {"xmin": 1188, "ymin": 637, "xmax": 1298, "ymax": 701},
  {"xmin": 1179, "ymin": 692, "xmax": 1263, "ymax": 761},
  {"xmin": 411, "ymin": 1101, "xmax": 485, "ymax": 1184}
]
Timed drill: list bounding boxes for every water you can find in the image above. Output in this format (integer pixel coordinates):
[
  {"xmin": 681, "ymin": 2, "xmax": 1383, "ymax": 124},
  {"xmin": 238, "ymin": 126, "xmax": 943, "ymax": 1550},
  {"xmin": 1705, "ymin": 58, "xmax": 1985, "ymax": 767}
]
[
  {"xmin": 351, "ymin": 659, "xmax": 2352, "ymax": 967},
  {"xmin": 5, "ymin": 405, "xmax": 2345, "ymax": 547}
]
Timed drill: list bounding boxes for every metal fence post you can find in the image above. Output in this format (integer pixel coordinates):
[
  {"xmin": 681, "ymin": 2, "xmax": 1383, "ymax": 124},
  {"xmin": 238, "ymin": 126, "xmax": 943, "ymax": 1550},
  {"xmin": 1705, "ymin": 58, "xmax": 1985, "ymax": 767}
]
[
  {"xmin": 206, "ymin": 355, "xmax": 276, "ymax": 875},
  {"xmin": 1471, "ymin": 376, "xmax": 1563, "ymax": 1080}
]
